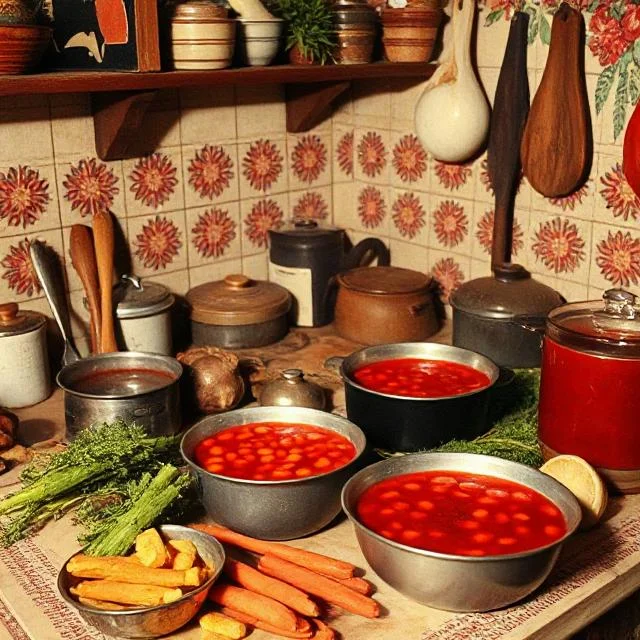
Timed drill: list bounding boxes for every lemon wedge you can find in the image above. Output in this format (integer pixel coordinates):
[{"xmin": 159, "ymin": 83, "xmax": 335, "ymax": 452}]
[{"xmin": 540, "ymin": 455, "xmax": 608, "ymax": 530}]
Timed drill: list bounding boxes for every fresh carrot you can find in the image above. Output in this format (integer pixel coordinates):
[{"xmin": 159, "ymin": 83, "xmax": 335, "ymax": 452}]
[
  {"xmin": 312, "ymin": 619, "xmax": 336, "ymax": 640},
  {"xmin": 224, "ymin": 558, "xmax": 320, "ymax": 617},
  {"xmin": 258, "ymin": 554, "xmax": 380, "ymax": 619},
  {"xmin": 190, "ymin": 523, "xmax": 355, "ymax": 579},
  {"xmin": 328, "ymin": 576, "xmax": 373, "ymax": 596},
  {"xmin": 208, "ymin": 583, "xmax": 299, "ymax": 632},
  {"xmin": 219, "ymin": 607, "xmax": 314, "ymax": 639}
]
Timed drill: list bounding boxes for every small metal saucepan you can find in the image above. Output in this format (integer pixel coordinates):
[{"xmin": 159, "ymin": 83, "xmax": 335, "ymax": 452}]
[{"xmin": 332, "ymin": 342, "xmax": 499, "ymax": 452}]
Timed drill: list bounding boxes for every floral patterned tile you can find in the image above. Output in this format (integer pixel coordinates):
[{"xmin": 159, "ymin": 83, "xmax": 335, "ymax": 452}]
[
  {"xmin": 145, "ymin": 268, "xmax": 191, "ymax": 297},
  {"xmin": 555, "ymin": 279, "xmax": 589, "ymax": 304},
  {"xmin": 390, "ymin": 79, "xmax": 428, "ymax": 129},
  {"xmin": 0, "ymin": 107, "xmax": 53, "ymax": 165},
  {"xmin": 473, "ymin": 154, "xmax": 494, "ymax": 205},
  {"xmin": 235, "ymin": 85, "xmax": 286, "ymax": 141},
  {"xmin": 238, "ymin": 138, "xmax": 288, "ymax": 200},
  {"xmin": 389, "ymin": 238, "xmax": 428, "ymax": 274},
  {"xmin": 469, "ymin": 257, "xmax": 491, "ymax": 282},
  {"xmin": 333, "ymin": 125, "xmax": 354, "ymax": 184},
  {"xmin": 180, "ymin": 86, "xmax": 238, "ymax": 146},
  {"xmin": 123, "ymin": 149, "xmax": 184, "ymax": 217},
  {"xmin": 241, "ymin": 252, "xmax": 268, "ymax": 281},
  {"xmin": 0, "ymin": 163, "xmax": 60, "ymax": 238},
  {"xmin": 388, "ymin": 188, "xmax": 429, "ymax": 247},
  {"xmin": 288, "ymin": 187, "xmax": 332, "ymax": 225},
  {"xmin": 189, "ymin": 258, "xmax": 243, "ymax": 289},
  {"xmin": 185, "ymin": 201, "xmax": 241, "ymax": 269},
  {"xmin": 589, "ymin": 221, "xmax": 640, "ymax": 293},
  {"xmin": 429, "ymin": 248, "xmax": 469, "ymax": 305},
  {"xmin": 430, "ymin": 158, "xmax": 475, "ymax": 200},
  {"xmin": 127, "ymin": 210, "xmax": 188, "ymax": 277},
  {"xmin": 332, "ymin": 182, "xmax": 357, "ymax": 231},
  {"xmin": 50, "ymin": 103, "xmax": 96, "ymax": 157},
  {"xmin": 529, "ymin": 177, "xmax": 596, "ymax": 222},
  {"xmin": 352, "ymin": 80, "xmax": 392, "ymax": 120},
  {"xmin": 131, "ymin": 108, "xmax": 181, "ymax": 152},
  {"xmin": 287, "ymin": 133, "xmax": 331, "ymax": 191},
  {"xmin": 476, "ymin": 12, "xmax": 510, "ymax": 68},
  {"xmin": 430, "ymin": 196, "xmax": 473, "ymax": 258},
  {"xmin": 0, "ymin": 229, "xmax": 64, "ymax": 303},
  {"xmin": 354, "ymin": 128, "xmax": 390, "ymax": 185},
  {"xmin": 389, "ymin": 131, "xmax": 430, "ymax": 193},
  {"xmin": 240, "ymin": 193, "xmax": 287, "ymax": 257},
  {"xmin": 525, "ymin": 210, "xmax": 592, "ymax": 286},
  {"xmin": 55, "ymin": 154, "xmax": 126, "ymax": 226},
  {"xmin": 354, "ymin": 183, "xmax": 391, "ymax": 237},
  {"xmin": 182, "ymin": 143, "xmax": 239, "ymax": 209},
  {"xmin": 469, "ymin": 201, "xmax": 527, "ymax": 265},
  {"xmin": 593, "ymin": 153, "xmax": 640, "ymax": 229}
]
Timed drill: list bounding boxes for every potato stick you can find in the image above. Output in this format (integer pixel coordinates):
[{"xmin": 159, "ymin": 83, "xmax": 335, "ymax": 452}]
[
  {"xmin": 258, "ymin": 554, "xmax": 380, "ymax": 618},
  {"xmin": 190, "ymin": 523, "xmax": 355, "ymax": 579},
  {"xmin": 208, "ymin": 584, "xmax": 298, "ymax": 632},
  {"xmin": 67, "ymin": 555, "xmax": 203, "ymax": 588},
  {"xmin": 71, "ymin": 580, "xmax": 182, "ymax": 607},
  {"xmin": 224, "ymin": 558, "xmax": 319, "ymax": 617},
  {"xmin": 200, "ymin": 611, "xmax": 247, "ymax": 639},
  {"xmin": 312, "ymin": 620, "xmax": 335, "ymax": 640},
  {"xmin": 77, "ymin": 597, "xmax": 136, "ymax": 611},
  {"xmin": 135, "ymin": 528, "xmax": 168, "ymax": 568},
  {"xmin": 169, "ymin": 539, "xmax": 197, "ymax": 569},
  {"xmin": 173, "ymin": 551, "xmax": 197, "ymax": 571},
  {"xmin": 219, "ymin": 607, "xmax": 314, "ymax": 639},
  {"xmin": 327, "ymin": 575, "xmax": 373, "ymax": 595}
]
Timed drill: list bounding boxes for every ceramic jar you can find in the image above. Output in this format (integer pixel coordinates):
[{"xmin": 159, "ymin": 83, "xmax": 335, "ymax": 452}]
[
  {"xmin": 164, "ymin": 0, "xmax": 235, "ymax": 70},
  {"xmin": 114, "ymin": 275, "xmax": 175, "ymax": 356},
  {"xmin": 332, "ymin": 0, "xmax": 378, "ymax": 64},
  {"xmin": 381, "ymin": 2, "xmax": 442, "ymax": 62},
  {"xmin": 0, "ymin": 302, "xmax": 51, "ymax": 408}
]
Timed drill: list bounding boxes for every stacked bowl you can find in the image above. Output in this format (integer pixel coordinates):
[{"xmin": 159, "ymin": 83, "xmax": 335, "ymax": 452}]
[
  {"xmin": 381, "ymin": 1, "xmax": 442, "ymax": 62},
  {"xmin": 236, "ymin": 18, "xmax": 284, "ymax": 66},
  {"xmin": 332, "ymin": 0, "xmax": 378, "ymax": 65}
]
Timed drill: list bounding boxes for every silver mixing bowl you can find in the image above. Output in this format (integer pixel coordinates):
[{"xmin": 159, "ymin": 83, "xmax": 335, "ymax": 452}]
[
  {"xmin": 181, "ymin": 406, "xmax": 367, "ymax": 540},
  {"xmin": 341, "ymin": 452, "xmax": 581, "ymax": 612},
  {"xmin": 57, "ymin": 524, "xmax": 225, "ymax": 638}
]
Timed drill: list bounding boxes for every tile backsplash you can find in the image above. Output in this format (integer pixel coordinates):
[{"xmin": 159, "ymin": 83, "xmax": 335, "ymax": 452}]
[{"xmin": 2, "ymin": 2, "xmax": 639, "ymax": 353}]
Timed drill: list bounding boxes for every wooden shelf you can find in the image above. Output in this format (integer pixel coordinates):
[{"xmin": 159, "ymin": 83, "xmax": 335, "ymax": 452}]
[{"xmin": 0, "ymin": 63, "xmax": 435, "ymax": 160}]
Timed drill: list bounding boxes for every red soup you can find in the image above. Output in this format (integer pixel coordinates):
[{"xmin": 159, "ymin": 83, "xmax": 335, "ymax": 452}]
[
  {"xmin": 356, "ymin": 470, "xmax": 567, "ymax": 556},
  {"xmin": 353, "ymin": 358, "xmax": 491, "ymax": 398},
  {"xmin": 194, "ymin": 422, "xmax": 357, "ymax": 481}
]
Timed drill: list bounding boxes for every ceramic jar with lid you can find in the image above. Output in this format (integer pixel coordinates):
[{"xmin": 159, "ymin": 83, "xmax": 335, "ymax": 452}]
[
  {"xmin": 334, "ymin": 266, "xmax": 439, "ymax": 344},
  {"xmin": 332, "ymin": 0, "xmax": 378, "ymax": 64},
  {"xmin": 0, "ymin": 302, "xmax": 51, "ymax": 408},
  {"xmin": 114, "ymin": 275, "xmax": 175, "ymax": 355},
  {"xmin": 538, "ymin": 288, "xmax": 640, "ymax": 494},
  {"xmin": 186, "ymin": 274, "xmax": 291, "ymax": 349}
]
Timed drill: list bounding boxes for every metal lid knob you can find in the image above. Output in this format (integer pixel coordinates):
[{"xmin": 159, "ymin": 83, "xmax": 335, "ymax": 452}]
[{"xmin": 0, "ymin": 302, "xmax": 19, "ymax": 324}]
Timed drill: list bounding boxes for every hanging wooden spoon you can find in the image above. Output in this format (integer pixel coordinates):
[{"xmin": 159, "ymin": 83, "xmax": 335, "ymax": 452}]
[
  {"xmin": 69, "ymin": 224, "xmax": 102, "ymax": 354},
  {"xmin": 520, "ymin": 2, "xmax": 591, "ymax": 198},
  {"xmin": 488, "ymin": 10, "xmax": 530, "ymax": 268},
  {"xmin": 92, "ymin": 210, "xmax": 118, "ymax": 353}
]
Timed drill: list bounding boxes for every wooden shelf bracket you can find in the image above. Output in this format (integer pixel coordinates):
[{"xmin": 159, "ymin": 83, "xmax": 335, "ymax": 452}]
[
  {"xmin": 91, "ymin": 90, "xmax": 158, "ymax": 161},
  {"xmin": 285, "ymin": 81, "xmax": 351, "ymax": 133}
]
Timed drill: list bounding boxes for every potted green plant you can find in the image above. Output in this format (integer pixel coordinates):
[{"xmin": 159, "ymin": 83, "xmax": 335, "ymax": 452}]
[{"xmin": 273, "ymin": 0, "xmax": 336, "ymax": 65}]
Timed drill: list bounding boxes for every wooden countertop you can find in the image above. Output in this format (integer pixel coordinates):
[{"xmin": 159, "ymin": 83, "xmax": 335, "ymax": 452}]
[{"xmin": 1, "ymin": 325, "xmax": 639, "ymax": 640}]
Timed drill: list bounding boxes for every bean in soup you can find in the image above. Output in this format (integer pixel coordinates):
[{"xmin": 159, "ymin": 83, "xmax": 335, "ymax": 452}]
[
  {"xmin": 356, "ymin": 470, "xmax": 567, "ymax": 556},
  {"xmin": 194, "ymin": 422, "xmax": 357, "ymax": 481},
  {"xmin": 353, "ymin": 358, "xmax": 491, "ymax": 398}
]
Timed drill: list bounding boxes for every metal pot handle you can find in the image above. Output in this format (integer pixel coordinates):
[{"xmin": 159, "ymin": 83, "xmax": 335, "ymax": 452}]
[
  {"xmin": 343, "ymin": 238, "xmax": 390, "ymax": 270},
  {"xmin": 324, "ymin": 356, "xmax": 344, "ymax": 375},
  {"xmin": 510, "ymin": 314, "xmax": 546, "ymax": 350}
]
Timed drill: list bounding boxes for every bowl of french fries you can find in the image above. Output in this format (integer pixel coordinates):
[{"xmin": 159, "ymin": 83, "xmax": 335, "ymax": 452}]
[{"xmin": 57, "ymin": 524, "xmax": 225, "ymax": 638}]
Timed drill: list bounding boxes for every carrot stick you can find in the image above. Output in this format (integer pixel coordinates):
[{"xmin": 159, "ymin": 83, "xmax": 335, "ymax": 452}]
[
  {"xmin": 224, "ymin": 558, "xmax": 320, "ymax": 617},
  {"xmin": 190, "ymin": 523, "xmax": 355, "ymax": 579},
  {"xmin": 219, "ymin": 607, "xmax": 314, "ymax": 639},
  {"xmin": 208, "ymin": 583, "xmax": 299, "ymax": 632},
  {"xmin": 258, "ymin": 554, "xmax": 380, "ymax": 619},
  {"xmin": 312, "ymin": 620, "xmax": 336, "ymax": 640},
  {"xmin": 327, "ymin": 575, "xmax": 373, "ymax": 596}
]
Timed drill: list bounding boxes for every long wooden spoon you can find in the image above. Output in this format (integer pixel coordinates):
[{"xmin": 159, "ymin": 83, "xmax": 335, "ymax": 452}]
[
  {"xmin": 69, "ymin": 225, "xmax": 101, "ymax": 354},
  {"xmin": 92, "ymin": 210, "xmax": 118, "ymax": 353},
  {"xmin": 520, "ymin": 2, "xmax": 591, "ymax": 198}
]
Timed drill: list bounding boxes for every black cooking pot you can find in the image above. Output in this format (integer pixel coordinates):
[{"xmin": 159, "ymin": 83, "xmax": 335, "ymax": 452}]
[{"xmin": 336, "ymin": 343, "xmax": 500, "ymax": 452}]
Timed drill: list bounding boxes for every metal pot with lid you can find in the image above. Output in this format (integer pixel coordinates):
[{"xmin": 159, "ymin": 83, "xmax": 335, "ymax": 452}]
[
  {"xmin": 268, "ymin": 219, "xmax": 389, "ymax": 327},
  {"xmin": 259, "ymin": 369, "xmax": 327, "ymax": 410},
  {"xmin": 114, "ymin": 275, "xmax": 175, "ymax": 355},
  {"xmin": 0, "ymin": 302, "xmax": 51, "ymax": 408},
  {"xmin": 450, "ymin": 263, "xmax": 564, "ymax": 369},
  {"xmin": 538, "ymin": 288, "xmax": 640, "ymax": 493},
  {"xmin": 187, "ymin": 274, "xmax": 292, "ymax": 349}
]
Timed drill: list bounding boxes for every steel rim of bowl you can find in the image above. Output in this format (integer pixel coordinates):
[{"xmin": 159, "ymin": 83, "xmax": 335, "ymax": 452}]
[
  {"xmin": 56, "ymin": 352, "xmax": 183, "ymax": 400},
  {"xmin": 57, "ymin": 525, "xmax": 225, "ymax": 617},
  {"xmin": 340, "ymin": 342, "xmax": 500, "ymax": 402},
  {"xmin": 341, "ymin": 451, "xmax": 582, "ymax": 563},
  {"xmin": 181, "ymin": 406, "xmax": 367, "ymax": 486}
]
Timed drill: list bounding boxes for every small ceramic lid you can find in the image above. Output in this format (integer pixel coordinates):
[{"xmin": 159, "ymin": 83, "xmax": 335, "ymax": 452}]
[
  {"xmin": 269, "ymin": 219, "xmax": 344, "ymax": 250},
  {"xmin": 338, "ymin": 266, "xmax": 430, "ymax": 294},
  {"xmin": 0, "ymin": 302, "xmax": 46, "ymax": 337},
  {"xmin": 187, "ymin": 274, "xmax": 291, "ymax": 326},
  {"xmin": 168, "ymin": 0, "xmax": 229, "ymax": 20},
  {"xmin": 450, "ymin": 264, "xmax": 564, "ymax": 320},
  {"xmin": 115, "ymin": 275, "xmax": 174, "ymax": 319}
]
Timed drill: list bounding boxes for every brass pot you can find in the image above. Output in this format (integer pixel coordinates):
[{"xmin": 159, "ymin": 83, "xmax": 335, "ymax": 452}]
[{"xmin": 334, "ymin": 266, "xmax": 438, "ymax": 345}]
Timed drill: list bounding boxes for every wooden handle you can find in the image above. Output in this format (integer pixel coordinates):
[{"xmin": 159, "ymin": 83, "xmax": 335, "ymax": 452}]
[
  {"xmin": 92, "ymin": 211, "xmax": 118, "ymax": 353},
  {"xmin": 69, "ymin": 225, "xmax": 102, "ymax": 354}
]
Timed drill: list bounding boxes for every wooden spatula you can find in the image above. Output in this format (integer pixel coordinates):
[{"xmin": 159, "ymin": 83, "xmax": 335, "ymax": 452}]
[
  {"xmin": 92, "ymin": 210, "xmax": 118, "ymax": 353},
  {"xmin": 520, "ymin": 2, "xmax": 591, "ymax": 198}
]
